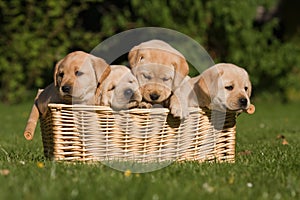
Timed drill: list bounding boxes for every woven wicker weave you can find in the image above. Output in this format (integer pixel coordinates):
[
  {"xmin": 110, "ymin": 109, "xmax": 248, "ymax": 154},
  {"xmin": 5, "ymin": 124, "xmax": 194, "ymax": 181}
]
[{"xmin": 40, "ymin": 104, "xmax": 237, "ymax": 163}]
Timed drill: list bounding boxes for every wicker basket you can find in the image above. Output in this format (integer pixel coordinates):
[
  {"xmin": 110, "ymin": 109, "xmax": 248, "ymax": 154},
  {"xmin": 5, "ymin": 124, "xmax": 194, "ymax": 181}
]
[{"xmin": 40, "ymin": 104, "xmax": 237, "ymax": 163}]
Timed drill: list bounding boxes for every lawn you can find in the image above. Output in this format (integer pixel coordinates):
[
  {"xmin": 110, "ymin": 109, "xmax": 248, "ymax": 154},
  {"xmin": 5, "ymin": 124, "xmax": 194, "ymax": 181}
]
[{"xmin": 0, "ymin": 100, "xmax": 299, "ymax": 200}]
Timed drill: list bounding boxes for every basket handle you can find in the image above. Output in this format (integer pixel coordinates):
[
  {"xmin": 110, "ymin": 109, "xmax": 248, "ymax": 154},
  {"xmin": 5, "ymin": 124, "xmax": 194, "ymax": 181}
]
[{"xmin": 23, "ymin": 89, "xmax": 43, "ymax": 140}]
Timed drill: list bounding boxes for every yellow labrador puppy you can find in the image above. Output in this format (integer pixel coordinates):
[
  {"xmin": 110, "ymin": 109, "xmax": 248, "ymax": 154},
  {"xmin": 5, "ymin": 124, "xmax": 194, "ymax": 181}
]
[
  {"xmin": 37, "ymin": 51, "xmax": 111, "ymax": 115},
  {"xmin": 128, "ymin": 39, "xmax": 189, "ymax": 119},
  {"xmin": 180, "ymin": 63, "xmax": 255, "ymax": 113},
  {"xmin": 24, "ymin": 51, "xmax": 111, "ymax": 140},
  {"xmin": 98, "ymin": 65, "xmax": 142, "ymax": 110}
]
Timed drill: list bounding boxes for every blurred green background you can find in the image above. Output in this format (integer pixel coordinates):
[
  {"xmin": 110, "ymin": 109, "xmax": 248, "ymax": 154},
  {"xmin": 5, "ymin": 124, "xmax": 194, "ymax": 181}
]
[{"xmin": 0, "ymin": 0, "xmax": 299, "ymax": 104}]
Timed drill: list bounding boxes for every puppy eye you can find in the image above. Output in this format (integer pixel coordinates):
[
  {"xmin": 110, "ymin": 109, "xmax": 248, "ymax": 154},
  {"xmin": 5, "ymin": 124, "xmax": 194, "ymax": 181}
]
[
  {"xmin": 245, "ymin": 87, "xmax": 248, "ymax": 91},
  {"xmin": 108, "ymin": 85, "xmax": 115, "ymax": 91},
  {"xmin": 75, "ymin": 71, "xmax": 83, "ymax": 76},
  {"xmin": 143, "ymin": 74, "xmax": 151, "ymax": 80},
  {"xmin": 162, "ymin": 77, "xmax": 171, "ymax": 82},
  {"xmin": 139, "ymin": 56, "xmax": 144, "ymax": 63},
  {"xmin": 225, "ymin": 86, "xmax": 234, "ymax": 91},
  {"xmin": 58, "ymin": 72, "xmax": 64, "ymax": 78}
]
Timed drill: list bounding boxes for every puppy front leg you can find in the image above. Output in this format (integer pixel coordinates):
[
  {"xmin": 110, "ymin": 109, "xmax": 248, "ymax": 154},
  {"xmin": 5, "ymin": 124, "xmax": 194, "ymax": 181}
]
[
  {"xmin": 169, "ymin": 89, "xmax": 189, "ymax": 119},
  {"xmin": 126, "ymin": 101, "xmax": 140, "ymax": 109}
]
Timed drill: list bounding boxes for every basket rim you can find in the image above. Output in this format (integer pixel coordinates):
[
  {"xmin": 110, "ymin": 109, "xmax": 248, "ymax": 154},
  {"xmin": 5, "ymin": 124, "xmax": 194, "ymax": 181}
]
[{"xmin": 47, "ymin": 103, "xmax": 201, "ymax": 113}]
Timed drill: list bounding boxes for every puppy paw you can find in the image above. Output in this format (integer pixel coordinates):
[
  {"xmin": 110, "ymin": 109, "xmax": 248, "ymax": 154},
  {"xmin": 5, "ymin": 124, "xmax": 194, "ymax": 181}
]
[
  {"xmin": 170, "ymin": 106, "xmax": 181, "ymax": 119},
  {"xmin": 126, "ymin": 101, "xmax": 139, "ymax": 109},
  {"xmin": 138, "ymin": 102, "xmax": 152, "ymax": 109},
  {"xmin": 170, "ymin": 105, "xmax": 189, "ymax": 120},
  {"xmin": 181, "ymin": 108, "xmax": 189, "ymax": 119}
]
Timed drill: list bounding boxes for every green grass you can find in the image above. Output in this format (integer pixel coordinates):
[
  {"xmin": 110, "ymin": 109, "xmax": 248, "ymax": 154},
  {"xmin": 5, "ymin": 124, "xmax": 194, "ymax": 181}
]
[{"xmin": 0, "ymin": 101, "xmax": 299, "ymax": 200}]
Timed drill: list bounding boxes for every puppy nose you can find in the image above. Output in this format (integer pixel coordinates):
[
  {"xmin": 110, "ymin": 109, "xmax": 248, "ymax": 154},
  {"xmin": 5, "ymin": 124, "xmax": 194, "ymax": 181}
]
[
  {"xmin": 239, "ymin": 98, "xmax": 248, "ymax": 107},
  {"xmin": 124, "ymin": 89, "xmax": 134, "ymax": 99},
  {"xmin": 62, "ymin": 85, "xmax": 71, "ymax": 93},
  {"xmin": 150, "ymin": 93, "xmax": 160, "ymax": 101}
]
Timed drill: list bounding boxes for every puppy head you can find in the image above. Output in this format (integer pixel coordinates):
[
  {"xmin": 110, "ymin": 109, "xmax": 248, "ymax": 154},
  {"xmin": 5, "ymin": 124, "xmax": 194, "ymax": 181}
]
[
  {"xmin": 128, "ymin": 40, "xmax": 189, "ymax": 90},
  {"xmin": 198, "ymin": 63, "xmax": 252, "ymax": 112},
  {"xmin": 132, "ymin": 64, "xmax": 174, "ymax": 104},
  {"xmin": 128, "ymin": 40, "xmax": 189, "ymax": 104},
  {"xmin": 54, "ymin": 51, "xmax": 110, "ymax": 104},
  {"xmin": 100, "ymin": 65, "xmax": 142, "ymax": 110}
]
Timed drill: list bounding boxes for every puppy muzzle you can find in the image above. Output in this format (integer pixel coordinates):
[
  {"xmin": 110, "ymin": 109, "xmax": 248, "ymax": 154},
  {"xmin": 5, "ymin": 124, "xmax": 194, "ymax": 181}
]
[
  {"xmin": 226, "ymin": 97, "xmax": 250, "ymax": 113},
  {"xmin": 239, "ymin": 97, "xmax": 248, "ymax": 109},
  {"xmin": 61, "ymin": 85, "xmax": 72, "ymax": 94},
  {"xmin": 60, "ymin": 85, "xmax": 82, "ymax": 103},
  {"xmin": 150, "ymin": 93, "xmax": 160, "ymax": 101}
]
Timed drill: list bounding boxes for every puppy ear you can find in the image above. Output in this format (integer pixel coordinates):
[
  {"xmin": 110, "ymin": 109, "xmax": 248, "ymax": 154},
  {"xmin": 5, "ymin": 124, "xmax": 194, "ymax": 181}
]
[
  {"xmin": 53, "ymin": 58, "xmax": 64, "ymax": 87},
  {"xmin": 90, "ymin": 55, "xmax": 111, "ymax": 85},
  {"xmin": 98, "ymin": 83, "xmax": 107, "ymax": 106},
  {"xmin": 196, "ymin": 66, "xmax": 223, "ymax": 108},
  {"xmin": 98, "ymin": 79, "xmax": 113, "ymax": 106},
  {"xmin": 196, "ymin": 76, "xmax": 211, "ymax": 108},
  {"xmin": 128, "ymin": 49, "xmax": 138, "ymax": 68},
  {"xmin": 173, "ymin": 57, "xmax": 189, "ymax": 89}
]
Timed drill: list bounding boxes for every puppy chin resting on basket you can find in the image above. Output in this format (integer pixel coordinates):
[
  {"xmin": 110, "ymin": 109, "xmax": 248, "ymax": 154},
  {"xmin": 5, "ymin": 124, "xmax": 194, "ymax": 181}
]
[
  {"xmin": 179, "ymin": 63, "xmax": 255, "ymax": 114},
  {"xmin": 97, "ymin": 65, "xmax": 142, "ymax": 110},
  {"xmin": 23, "ymin": 51, "xmax": 111, "ymax": 140}
]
